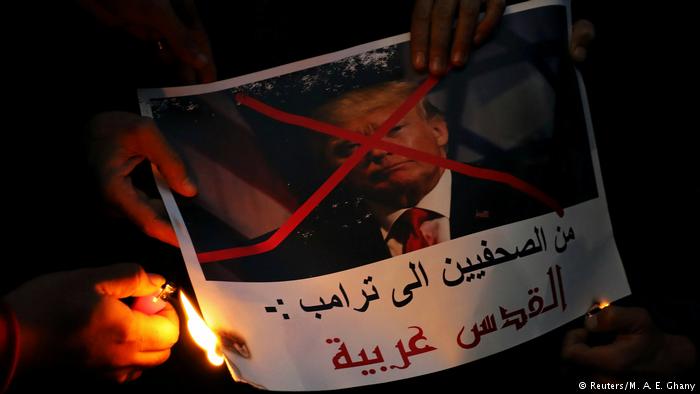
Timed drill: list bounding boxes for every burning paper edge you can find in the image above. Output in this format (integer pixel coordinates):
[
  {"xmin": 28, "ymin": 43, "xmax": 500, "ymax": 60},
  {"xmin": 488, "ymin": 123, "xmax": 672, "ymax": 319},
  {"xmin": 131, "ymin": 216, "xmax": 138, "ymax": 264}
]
[
  {"xmin": 180, "ymin": 292, "xmax": 225, "ymax": 366},
  {"xmin": 180, "ymin": 291, "xmax": 268, "ymax": 389}
]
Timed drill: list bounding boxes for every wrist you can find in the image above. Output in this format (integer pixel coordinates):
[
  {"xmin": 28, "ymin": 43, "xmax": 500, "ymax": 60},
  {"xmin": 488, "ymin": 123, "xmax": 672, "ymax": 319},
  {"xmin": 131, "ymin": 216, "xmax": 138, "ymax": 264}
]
[{"xmin": 1, "ymin": 301, "xmax": 20, "ymax": 392}]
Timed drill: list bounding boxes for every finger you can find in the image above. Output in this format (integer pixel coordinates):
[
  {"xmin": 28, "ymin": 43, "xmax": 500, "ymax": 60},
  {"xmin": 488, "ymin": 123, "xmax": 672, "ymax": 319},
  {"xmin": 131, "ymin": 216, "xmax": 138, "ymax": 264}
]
[
  {"xmin": 110, "ymin": 367, "xmax": 138, "ymax": 384},
  {"xmin": 411, "ymin": 0, "xmax": 434, "ymax": 71},
  {"xmin": 77, "ymin": 0, "xmax": 120, "ymax": 27},
  {"xmin": 123, "ymin": 24, "xmax": 162, "ymax": 42},
  {"xmin": 132, "ymin": 306, "xmax": 179, "ymax": 352},
  {"xmin": 105, "ymin": 176, "xmax": 179, "ymax": 246},
  {"xmin": 561, "ymin": 328, "xmax": 590, "ymax": 360},
  {"xmin": 570, "ymin": 19, "xmax": 595, "ymax": 62},
  {"xmin": 133, "ymin": 121, "xmax": 197, "ymax": 198},
  {"xmin": 585, "ymin": 306, "xmax": 651, "ymax": 334},
  {"xmin": 191, "ymin": 32, "xmax": 217, "ymax": 83},
  {"xmin": 179, "ymin": 0, "xmax": 203, "ymax": 28},
  {"xmin": 473, "ymin": 0, "xmax": 505, "ymax": 45},
  {"xmin": 155, "ymin": 4, "xmax": 214, "ymax": 81},
  {"xmin": 176, "ymin": 64, "xmax": 199, "ymax": 85},
  {"xmin": 111, "ymin": 349, "xmax": 172, "ymax": 369},
  {"xmin": 450, "ymin": 0, "xmax": 480, "ymax": 67},
  {"xmin": 133, "ymin": 349, "xmax": 172, "ymax": 368},
  {"xmin": 156, "ymin": 301, "xmax": 179, "ymax": 327},
  {"xmin": 91, "ymin": 263, "xmax": 164, "ymax": 298},
  {"xmin": 182, "ymin": 0, "xmax": 217, "ymax": 83},
  {"xmin": 430, "ymin": 0, "xmax": 459, "ymax": 75},
  {"xmin": 126, "ymin": 369, "xmax": 143, "ymax": 382}
]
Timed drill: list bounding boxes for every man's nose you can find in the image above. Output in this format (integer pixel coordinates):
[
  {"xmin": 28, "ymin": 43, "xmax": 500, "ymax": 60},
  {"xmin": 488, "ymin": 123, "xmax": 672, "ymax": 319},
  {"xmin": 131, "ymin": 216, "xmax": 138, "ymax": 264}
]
[{"xmin": 367, "ymin": 147, "xmax": 388, "ymax": 164}]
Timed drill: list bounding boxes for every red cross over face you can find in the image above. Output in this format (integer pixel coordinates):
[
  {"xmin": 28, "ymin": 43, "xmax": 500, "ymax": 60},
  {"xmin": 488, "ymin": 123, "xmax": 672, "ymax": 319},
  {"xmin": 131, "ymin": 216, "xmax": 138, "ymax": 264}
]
[{"xmin": 322, "ymin": 105, "xmax": 448, "ymax": 209}]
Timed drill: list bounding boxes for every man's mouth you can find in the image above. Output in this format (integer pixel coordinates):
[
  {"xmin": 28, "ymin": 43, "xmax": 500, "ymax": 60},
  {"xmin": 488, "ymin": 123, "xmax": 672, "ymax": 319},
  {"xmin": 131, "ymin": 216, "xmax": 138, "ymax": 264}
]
[{"xmin": 370, "ymin": 161, "xmax": 412, "ymax": 182}]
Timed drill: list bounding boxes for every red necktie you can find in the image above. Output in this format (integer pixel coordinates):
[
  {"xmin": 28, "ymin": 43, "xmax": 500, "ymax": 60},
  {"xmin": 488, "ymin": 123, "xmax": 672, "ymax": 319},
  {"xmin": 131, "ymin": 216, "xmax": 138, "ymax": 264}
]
[{"xmin": 390, "ymin": 208, "xmax": 439, "ymax": 253}]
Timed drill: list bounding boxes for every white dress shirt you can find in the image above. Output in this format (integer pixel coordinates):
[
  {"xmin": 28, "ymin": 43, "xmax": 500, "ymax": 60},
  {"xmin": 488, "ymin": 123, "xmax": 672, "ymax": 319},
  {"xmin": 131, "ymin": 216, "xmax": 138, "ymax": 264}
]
[{"xmin": 375, "ymin": 170, "xmax": 452, "ymax": 256}]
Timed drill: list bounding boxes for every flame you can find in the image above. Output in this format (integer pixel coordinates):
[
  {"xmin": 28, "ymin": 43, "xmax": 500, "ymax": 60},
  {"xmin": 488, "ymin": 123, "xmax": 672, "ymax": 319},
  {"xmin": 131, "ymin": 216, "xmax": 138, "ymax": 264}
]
[
  {"xmin": 180, "ymin": 291, "xmax": 224, "ymax": 366},
  {"xmin": 598, "ymin": 300, "xmax": 610, "ymax": 309}
]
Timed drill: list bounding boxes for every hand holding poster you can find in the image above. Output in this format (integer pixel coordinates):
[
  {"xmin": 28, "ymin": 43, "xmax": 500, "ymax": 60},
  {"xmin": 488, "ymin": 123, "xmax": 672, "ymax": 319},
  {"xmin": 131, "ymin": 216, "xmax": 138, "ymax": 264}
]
[{"xmin": 138, "ymin": 0, "xmax": 629, "ymax": 389}]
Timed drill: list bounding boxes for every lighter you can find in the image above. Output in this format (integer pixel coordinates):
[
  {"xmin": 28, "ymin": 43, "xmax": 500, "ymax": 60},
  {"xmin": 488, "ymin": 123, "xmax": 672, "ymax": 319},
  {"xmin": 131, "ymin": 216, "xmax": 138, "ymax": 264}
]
[
  {"xmin": 585, "ymin": 301, "xmax": 615, "ymax": 346},
  {"xmin": 132, "ymin": 282, "xmax": 177, "ymax": 315},
  {"xmin": 585, "ymin": 300, "xmax": 610, "ymax": 318}
]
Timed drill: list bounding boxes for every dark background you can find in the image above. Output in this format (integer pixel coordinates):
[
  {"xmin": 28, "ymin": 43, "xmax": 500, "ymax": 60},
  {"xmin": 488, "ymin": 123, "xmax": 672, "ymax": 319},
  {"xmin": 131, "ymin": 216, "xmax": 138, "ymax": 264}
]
[{"xmin": 3, "ymin": 1, "xmax": 697, "ymax": 392}]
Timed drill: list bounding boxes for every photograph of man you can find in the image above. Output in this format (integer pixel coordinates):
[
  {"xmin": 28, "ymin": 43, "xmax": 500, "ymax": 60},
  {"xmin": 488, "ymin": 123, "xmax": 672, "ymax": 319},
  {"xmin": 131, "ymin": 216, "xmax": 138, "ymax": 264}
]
[{"xmin": 310, "ymin": 80, "xmax": 547, "ymax": 258}]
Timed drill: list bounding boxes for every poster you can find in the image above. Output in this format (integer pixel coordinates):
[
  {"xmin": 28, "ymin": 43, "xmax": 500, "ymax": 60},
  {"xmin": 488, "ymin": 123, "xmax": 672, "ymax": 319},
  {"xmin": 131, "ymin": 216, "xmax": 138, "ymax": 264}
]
[{"xmin": 138, "ymin": 0, "xmax": 629, "ymax": 390}]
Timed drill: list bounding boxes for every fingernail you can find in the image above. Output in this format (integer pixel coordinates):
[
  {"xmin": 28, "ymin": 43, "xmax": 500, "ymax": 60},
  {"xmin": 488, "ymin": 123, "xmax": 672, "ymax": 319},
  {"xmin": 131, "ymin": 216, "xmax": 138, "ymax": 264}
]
[
  {"xmin": 451, "ymin": 52, "xmax": 465, "ymax": 67},
  {"xmin": 585, "ymin": 313, "xmax": 598, "ymax": 331},
  {"xmin": 148, "ymin": 273, "xmax": 166, "ymax": 288},
  {"xmin": 414, "ymin": 52, "xmax": 426, "ymax": 70},
  {"xmin": 430, "ymin": 57, "xmax": 444, "ymax": 75},
  {"xmin": 166, "ymin": 228, "xmax": 180, "ymax": 247},
  {"xmin": 573, "ymin": 47, "xmax": 587, "ymax": 62},
  {"xmin": 195, "ymin": 53, "xmax": 210, "ymax": 68},
  {"xmin": 183, "ymin": 177, "xmax": 197, "ymax": 195}
]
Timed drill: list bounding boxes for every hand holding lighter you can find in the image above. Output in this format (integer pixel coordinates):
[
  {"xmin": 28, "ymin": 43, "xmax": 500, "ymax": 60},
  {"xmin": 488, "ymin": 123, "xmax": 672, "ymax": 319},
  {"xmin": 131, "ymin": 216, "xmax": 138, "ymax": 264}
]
[{"xmin": 585, "ymin": 302, "xmax": 616, "ymax": 347}]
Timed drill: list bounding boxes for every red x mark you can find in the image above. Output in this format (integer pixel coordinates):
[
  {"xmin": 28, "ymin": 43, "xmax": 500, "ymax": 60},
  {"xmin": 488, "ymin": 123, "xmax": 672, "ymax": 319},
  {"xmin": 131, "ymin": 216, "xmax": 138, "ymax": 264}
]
[{"xmin": 197, "ymin": 76, "xmax": 562, "ymax": 263}]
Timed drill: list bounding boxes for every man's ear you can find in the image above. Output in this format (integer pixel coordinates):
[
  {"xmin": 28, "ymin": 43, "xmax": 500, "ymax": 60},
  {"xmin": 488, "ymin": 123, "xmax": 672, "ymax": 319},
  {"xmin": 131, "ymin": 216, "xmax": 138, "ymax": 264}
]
[{"xmin": 431, "ymin": 118, "xmax": 448, "ymax": 149}]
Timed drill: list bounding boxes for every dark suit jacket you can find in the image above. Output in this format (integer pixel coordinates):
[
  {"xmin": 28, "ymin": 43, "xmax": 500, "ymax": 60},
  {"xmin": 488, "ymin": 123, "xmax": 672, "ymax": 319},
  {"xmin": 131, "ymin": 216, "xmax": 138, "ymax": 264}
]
[{"xmin": 194, "ymin": 172, "xmax": 548, "ymax": 282}]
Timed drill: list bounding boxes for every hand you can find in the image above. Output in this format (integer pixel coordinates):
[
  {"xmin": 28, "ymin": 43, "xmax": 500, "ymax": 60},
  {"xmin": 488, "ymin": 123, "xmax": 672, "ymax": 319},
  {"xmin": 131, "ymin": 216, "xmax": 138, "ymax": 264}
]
[
  {"xmin": 570, "ymin": 19, "xmax": 595, "ymax": 62},
  {"xmin": 3, "ymin": 263, "xmax": 179, "ymax": 383},
  {"xmin": 562, "ymin": 306, "xmax": 696, "ymax": 378},
  {"xmin": 411, "ymin": 0, "xmax": 506, "ymax": 75},
  {"xmin": 88, "ymin": 111, "xmax": 197, "ymax": 246},
  {"xmin": 78, "ymin": 0, "xmax": 216, "ymax": 83}
]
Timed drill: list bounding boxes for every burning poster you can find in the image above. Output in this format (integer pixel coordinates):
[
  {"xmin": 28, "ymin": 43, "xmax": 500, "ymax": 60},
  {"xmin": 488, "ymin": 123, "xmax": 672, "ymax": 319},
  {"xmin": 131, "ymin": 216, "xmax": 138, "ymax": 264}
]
[{"xmin": 138, "ymin": 0, "xmax": 629, "ymax": 390}]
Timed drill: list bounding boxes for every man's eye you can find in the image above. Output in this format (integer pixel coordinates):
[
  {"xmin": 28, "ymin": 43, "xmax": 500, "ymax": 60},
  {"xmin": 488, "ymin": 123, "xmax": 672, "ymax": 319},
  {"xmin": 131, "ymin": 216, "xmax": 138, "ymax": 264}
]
[
  {"xmin": 388, "ymin": 123, "xmax": 405, "ymax": 136},
  {"xmin": 333, "ymin": 143, "xmax": 359, "ymax": 158}
]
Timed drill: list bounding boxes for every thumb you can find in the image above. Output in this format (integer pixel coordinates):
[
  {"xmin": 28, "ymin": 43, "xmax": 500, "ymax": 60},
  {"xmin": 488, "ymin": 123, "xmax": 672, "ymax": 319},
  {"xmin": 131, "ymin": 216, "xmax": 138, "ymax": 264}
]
[
  {"xmin": 136, "ymin": 121, "xmax": 197, "ymax": 197},
  {"xmin": 91, "ymin": 263, "xmax": 165, "ymax": 299},
  {"xmin": 585, "ymin": 306, "xmax": 651, "ymax": 334},
  {"xmin": 570, "ymin": 19, "xmax": 595, "ymax": 62}
]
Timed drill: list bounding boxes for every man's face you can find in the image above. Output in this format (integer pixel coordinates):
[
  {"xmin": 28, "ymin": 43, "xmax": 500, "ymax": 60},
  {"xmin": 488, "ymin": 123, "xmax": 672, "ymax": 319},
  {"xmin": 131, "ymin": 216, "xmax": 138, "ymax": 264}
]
[{"xmin": 322, "ymin": 105, "xmax": 448, "ymax": 209}]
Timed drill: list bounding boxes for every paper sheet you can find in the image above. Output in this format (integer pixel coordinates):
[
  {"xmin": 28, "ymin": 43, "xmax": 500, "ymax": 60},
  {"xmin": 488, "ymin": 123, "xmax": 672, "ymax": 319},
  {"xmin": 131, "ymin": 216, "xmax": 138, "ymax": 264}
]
[{"xmin": 138, "ymin": 0, "xmax": 629, "ymax": 389}]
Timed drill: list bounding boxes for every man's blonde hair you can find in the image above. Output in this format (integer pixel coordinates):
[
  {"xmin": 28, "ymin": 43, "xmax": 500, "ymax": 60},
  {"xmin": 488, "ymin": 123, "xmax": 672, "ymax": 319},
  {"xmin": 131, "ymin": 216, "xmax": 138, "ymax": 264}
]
[{"xmin": 312, "ymin": 80, "xmax": 442, "ymax": 126}]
